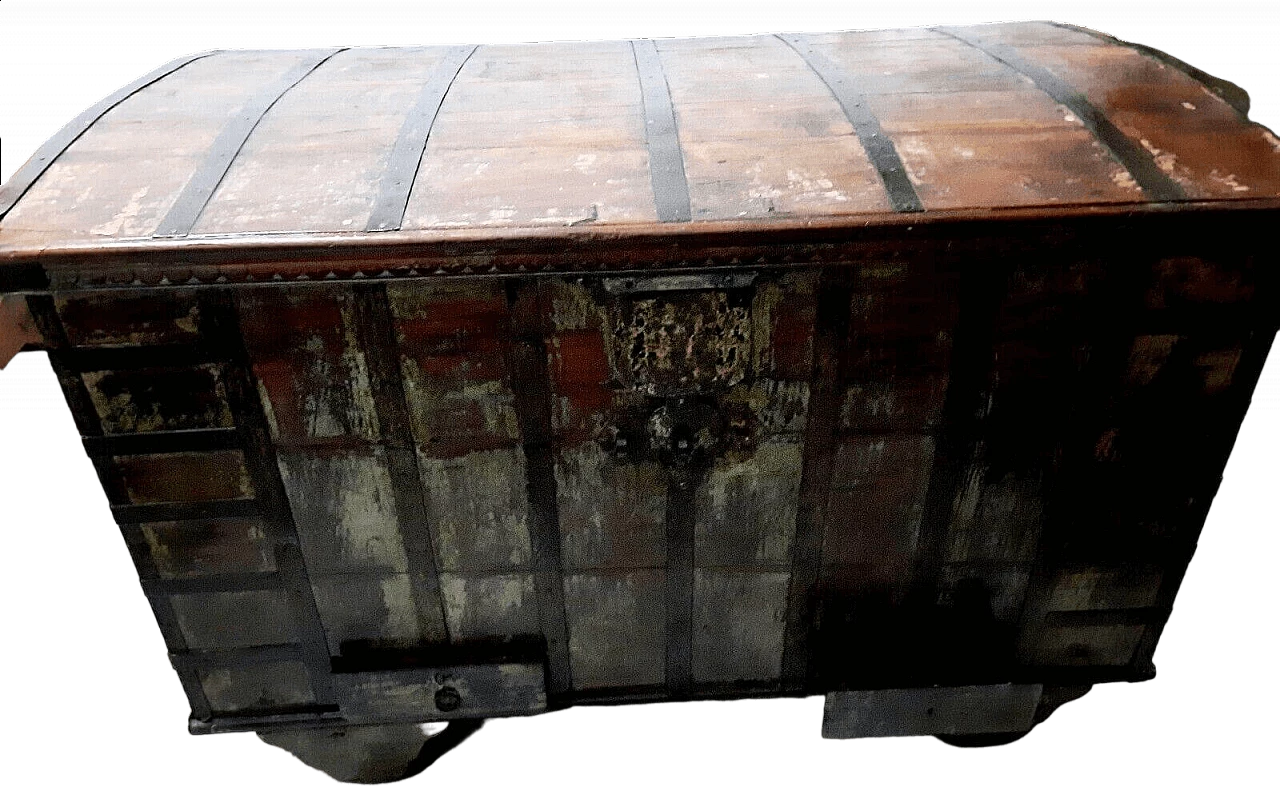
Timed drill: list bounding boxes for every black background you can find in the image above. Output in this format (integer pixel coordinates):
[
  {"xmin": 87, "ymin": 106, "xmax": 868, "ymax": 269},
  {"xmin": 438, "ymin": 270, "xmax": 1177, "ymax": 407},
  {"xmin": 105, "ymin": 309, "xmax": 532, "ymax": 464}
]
[{"xmin": 5, "ymin": 20, "xmax": 1274, "ymax": 178}]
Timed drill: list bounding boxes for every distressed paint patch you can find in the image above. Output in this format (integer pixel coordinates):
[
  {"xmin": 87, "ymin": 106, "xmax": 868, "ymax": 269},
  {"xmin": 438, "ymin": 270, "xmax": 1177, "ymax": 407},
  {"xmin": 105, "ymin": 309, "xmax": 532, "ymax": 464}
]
[
  {"xmin": 200, "ymin": 661, "xmax": 315, "ymax": 714},
  {"xmin": 1194, "ymin": 348, "xmax": 1241, "ymax": 394},
  {"xmin": 84, "ymin": 365, "xmax": 234, "ymax": 434},
  {"xmin": 695, "ymin": 440, "xmax": 801, "ymax": 566},
  {"xmin": 555, "ymin": 442, "xmax": 666, "ymax": 570},
  {"xmin": 726, "ymin": 378, "xmax": 810, "ymax": 436},
  {"xmin": 388, "ymin": 280, "xmax": 521, "ymax": 455},
  {"xmin": 839, "ymin": 375, "xmax": 949, "ymax": 431},
  {"xmin": 609, "ymin": 291, "xmax": 752, "ymax": 395},
  {"xmin": 440, "ymin": 573, "xmax": 538, "ymax": 640},
  {"xmin": 239, "ymin": 288, "xmax": 380, "ymax": 445},
  {"xmin": 114, "ymin": 450, "xmax": 252, "ymax": 504},
  {"xmin": 1028, "ymin": 623, "xmax": 1146, "ymax": 667},
  {"xmin": 564, "ymin": 571, "xmax": 665, "ymax": 689},
  {"xmin": 297, "ymin": 325, "xmax": 379, "ymax": 441},
  {"xmin": 749, "ymin": 276, "xmax": 818, "ymax": 381},
  {"xmin": 823, "ymin": 435, "xmax": 935, "ymax": 566},
  {"xmin": 312, "ymin": 573, "xmax": 434, "ymax": 655},
  {"xmin": 547, "ymin": 279, "xmax": 608, "ymax": 331},
  {"xmin": 938, "ymin": 565, "xmax": 1033, "ymax": 623},
  {"xmin": 278, "ymin": 449, "xmax": 410, "ymax": 574},
  {"xmin": 1047, "ymin": 567, "xmax": 1163, "ymax": 611},
  {"xmin": 945, "ymin": 465, "xmax": 1043, "ymax": 564},
  {"xmin": 1147, "ymin": 256, "xmax": 1253, "ymax": 308},
  {"xmin": 692, "ymin": 569, "xmax": 789, "ymax": 683},
  {"xmin": 142, "ymin": 519, "xmax": 274, "ymax": 578},
  {"xmin": 547, "ymin": 329, "xmax": 614, "ymax": 437},
  {"xmin": 1126, "ymin": 334, "xmax": 1181, "ymax": 388},
  {"xmin": 401, "ymin": 371, "xmax": 520, "ymax": 454},
  {"xmin": 418, "ymin": 448, "xmax": 532, "ymax": 573},
  {"xmin": 55, "ymin": 290, "xmax": 202, "ymax": 347},
  {"xmin": 171, "ymin": 590, "xmax": 299, "ymax": 650}
]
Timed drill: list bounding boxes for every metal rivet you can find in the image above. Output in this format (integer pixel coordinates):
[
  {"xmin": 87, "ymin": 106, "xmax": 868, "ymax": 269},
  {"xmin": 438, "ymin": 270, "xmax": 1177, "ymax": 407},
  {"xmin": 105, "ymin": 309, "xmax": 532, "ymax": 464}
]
[{"xmin": 434, "ymin": 686, "xmax": 462, "ymax": 712}]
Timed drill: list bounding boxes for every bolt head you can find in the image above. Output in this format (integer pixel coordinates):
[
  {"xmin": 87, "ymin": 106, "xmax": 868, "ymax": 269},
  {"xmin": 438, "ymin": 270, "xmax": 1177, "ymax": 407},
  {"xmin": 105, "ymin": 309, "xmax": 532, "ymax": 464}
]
[{"xmin": 434, "ymin": 686, "xmax": 462, "ymax": 712}]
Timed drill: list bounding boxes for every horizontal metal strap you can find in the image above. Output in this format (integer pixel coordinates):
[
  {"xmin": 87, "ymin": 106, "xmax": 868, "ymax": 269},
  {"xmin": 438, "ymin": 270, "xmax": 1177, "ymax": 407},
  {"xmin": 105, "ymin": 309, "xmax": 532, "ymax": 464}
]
[
  {"xmin": 57, "ymin": 343, "xmax": 226, "ymax": 371},
  {"xmin": 823, "ymin": 683, "xmax": 1043, "ymax": 739},
  {"xmin": 601, "ymin": 272, "xmax": 757, "ymax": 294},
  {"xmin": 190, "ymin": 706, "xmax": 343, "ymax": 736},
  {"xmin": 186, "ymin": 661, "xmax": 547, "ymax": 733},
  {"xmin": 333, "ymin": 662, "xmax": 547, "ymax": 724},
  {"xmin": 1043, "ymin": 607, "xmax": 1164, "ymax": 628},
  {"xmin": 170, "ymin": 643, "xmax": 304, "ymax": 671},
  {"xmin": 83, "ymin": 428, "xmax": 241, "ymax": 456},
  {"xmin": 144, "ymin": 572, "xmax": 283, "ymax": 596},
  {"xmin": 112, "ymin": 498, "xmax": 259, "ymax": 524}
]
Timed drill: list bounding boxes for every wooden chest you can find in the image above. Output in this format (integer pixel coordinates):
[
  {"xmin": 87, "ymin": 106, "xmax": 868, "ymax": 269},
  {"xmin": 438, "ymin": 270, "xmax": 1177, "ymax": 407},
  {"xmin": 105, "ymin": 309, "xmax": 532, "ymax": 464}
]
[{"xmin": 1, "ymin": 21, "xmax": 1277, "ymax": 782}]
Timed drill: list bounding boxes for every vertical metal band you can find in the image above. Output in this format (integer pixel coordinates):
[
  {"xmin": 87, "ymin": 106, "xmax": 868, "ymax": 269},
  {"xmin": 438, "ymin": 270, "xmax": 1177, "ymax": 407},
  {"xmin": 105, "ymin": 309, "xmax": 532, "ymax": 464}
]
[
  {"xmin": 777, "ymin": 34, "xmax": 924, "ymax": 213},
  {"xmin": 350, "ymin": 283, "xmax": 451, "ymax": 643},
  {"xmin": 631, "ymin": 39, "xmax": 693, "ymax": 223},
  {"xmin": 664, "ymin": 470, "xmax": 697, "ymax": 696},
  {"xmin": 779, "ymin": 281, "xmax": 851, "ymax": 691},
  {"xmin": 911, "ymin": 264, "xmax": 1004, "ymax": 602},
  {"xmin": 204, "ymin": 290, "xmax": 337, "ymax": 705},
  {"xmin": 154, "ymin": 48, "xmax": 346, "ymax": 238},
  {"xmin": 506, "ymin": 281, "xmax": 573, "ymax": 700},
  {"xmin": 366, "ymin": 45, "xmax": 477, "ymax": 232},
  {"xmin": 0, "ymin": 51, "xmax": 218, "ymax": 221},
  {"xmin": 936, "ymin": 27, "xmax": 1187, "ymax": 202}
]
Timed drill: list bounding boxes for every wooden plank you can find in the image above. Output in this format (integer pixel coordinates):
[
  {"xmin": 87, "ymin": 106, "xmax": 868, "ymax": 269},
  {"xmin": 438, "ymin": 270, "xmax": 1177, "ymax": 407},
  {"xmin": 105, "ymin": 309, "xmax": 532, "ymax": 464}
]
[
  {"xmin": 332, "ymin": 662, "xmax": 546, "ymax": 723},
  {"xmin": 1017, "ymin": 41, "xmax": 1280, "ymax": 199},
  {"xmin": 155, "ymin": 48, "xmax": 346, "ymax": 237},
  {"xmin": 3, "ymin": 52, "xmax": 335, "ymax": 249},
  {"xmin": 140, "ymin": 519, "xmax": 275, "ymax": 579},
  {"xmin": 82, "ymin": 364, "xmax": 235, "ymax": 434},
  {"xmin": 777, "ymin": 34, "xmax": 924, "ymax": 213},
  {"xmin": 55, "ymin": 289, "xmax": 203, "ymax": 347},
  {"xmin": 169, "ymin": 589, "xmax": 299, "ymax": 650},
  {"xmin": 823, "ymin": 684, "xmax": 1042, "ymax": 738},
  {"xmin": 937, "ymin": 27, "xmax": 1186, "ymax": 202},
  {"xmin": 115, "ymin": 514, "xmax": 217, "ymax": 722},
  {"xmin": 563, "ymin": 571, "xmax": 665, "ymax": 689},
  {"xmin": 0, "ymin": 51, "xmax": 216, "ymax": 220},
  {"xmin": 113, "ymin": 449, "xmax": 252, "ymax": 503}
]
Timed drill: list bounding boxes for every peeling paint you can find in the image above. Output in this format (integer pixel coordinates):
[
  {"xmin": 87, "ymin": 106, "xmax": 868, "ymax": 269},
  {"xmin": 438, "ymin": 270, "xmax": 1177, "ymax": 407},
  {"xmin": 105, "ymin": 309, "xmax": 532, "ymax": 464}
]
[
  {"xmin": 696, "ymin": 440, "xmax": 801, "ymax": 565},
  {"xmin": 440, "ymin": 573, "xmax": 538, "ymax": 640},
  {"xmin": 419, "ymin": 448, "xmax": 532, "ymax": 572},
  {"xmin": 611, "ymin": 292, "xmax": 752, "ymax": 395},
  {"xmin": 1207, "ymin": 169, "xmax": 1251, "ymax": 193}
]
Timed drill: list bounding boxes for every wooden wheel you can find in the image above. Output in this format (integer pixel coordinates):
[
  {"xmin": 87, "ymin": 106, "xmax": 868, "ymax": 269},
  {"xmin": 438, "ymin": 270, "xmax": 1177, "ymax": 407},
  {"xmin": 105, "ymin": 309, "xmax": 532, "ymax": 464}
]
[{"xmin": 258, "ymin": 719, "xmax": 483, "ymax": 784}]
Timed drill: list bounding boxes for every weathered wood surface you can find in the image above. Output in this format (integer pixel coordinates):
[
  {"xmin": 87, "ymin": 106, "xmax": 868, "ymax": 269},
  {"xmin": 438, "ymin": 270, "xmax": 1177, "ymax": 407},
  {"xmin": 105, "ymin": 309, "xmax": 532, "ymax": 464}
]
[
  {"xmin": 3, "ymin": 21, "xmax": 1280, "ymax": 260},
  {"xmin": 1, "ymin": 22, "xmax": 1277, "ymax": 734}
]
